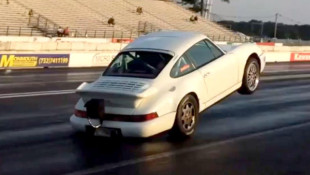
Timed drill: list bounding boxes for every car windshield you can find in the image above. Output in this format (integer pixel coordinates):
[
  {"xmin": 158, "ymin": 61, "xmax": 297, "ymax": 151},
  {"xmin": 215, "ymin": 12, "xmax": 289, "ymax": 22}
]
[{"xmin": 103, "ymin": 51, "xmax": 173, "ymax": 78}]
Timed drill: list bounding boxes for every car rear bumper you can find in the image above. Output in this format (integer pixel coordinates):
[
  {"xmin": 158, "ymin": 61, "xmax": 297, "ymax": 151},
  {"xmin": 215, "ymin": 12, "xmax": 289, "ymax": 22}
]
[{"xmin": 70, "ymin": 112, "xmax": 176, "ymax": 138}]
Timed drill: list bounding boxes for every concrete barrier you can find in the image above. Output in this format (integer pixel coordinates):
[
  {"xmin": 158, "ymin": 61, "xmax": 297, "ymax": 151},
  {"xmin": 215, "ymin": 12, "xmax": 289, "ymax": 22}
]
[
  {"xmin": 0, "ymin": 42, "xmax": 10, "ymax": 51},
  {"xmin": 264, "ymin": 52, "xmax": 291, "ymax": 62},
  {"xmin": 10, "ymin": 42, "xmax": 42, "ymax": 51},
  {"xmin": 1, "ymin": 36, "xmax": 310, "ymax": 69},
  {"xmin": 257, "ymin": 44, "xmax": 310, "ymax": 62},
  {"xmin": 0, "ymin": 41, "xmax": 125, "ymax": 52},
  {"xmin": 0, "ymin": 36, "xmax": 112, "ymax": 43},
  {"xmin": 69, "ymin": 51, "xmax": 118, "ymax": 67},
  {"xmin": 0, "ymin": 51, "xmax": 118, "ymax": 69},
  {"xmin": 41, "ymin": 42, "xmax": 57, "ymax": 51}
]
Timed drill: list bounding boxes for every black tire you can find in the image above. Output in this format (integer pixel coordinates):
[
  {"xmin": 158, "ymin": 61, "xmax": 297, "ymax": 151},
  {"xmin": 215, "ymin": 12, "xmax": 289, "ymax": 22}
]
[
  {"xmin": 238, "ymin": 58, "xmax": 260, "ymax": 95},
  {"xmin": 169, "ymin": 95, "xmax": 199, "ymax": 138}
]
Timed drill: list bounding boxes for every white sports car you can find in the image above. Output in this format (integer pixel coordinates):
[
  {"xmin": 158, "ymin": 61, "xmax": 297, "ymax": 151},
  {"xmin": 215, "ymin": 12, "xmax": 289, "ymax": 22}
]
[{"xmin": 70, "ymin": 31, "xmax": 265, "ymax": 138}]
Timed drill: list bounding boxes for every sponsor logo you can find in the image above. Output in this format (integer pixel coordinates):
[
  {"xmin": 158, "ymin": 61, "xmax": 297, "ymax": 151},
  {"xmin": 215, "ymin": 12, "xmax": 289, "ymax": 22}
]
[
  {"xmin": 92, "ymin": 53, "xmax": 117, "ymax": 66},
  {"xmin": 0, "ymin": 55, "xmax": 37, "ymax": 67},
  {"xmin": 0, "ymin": 55, "xmax": 15, "ymax": 67},
  {"xmin": 290, "ymin": 53, "xmax": 310, "ymax": 62},
  {"xmin": 0, "ymin": 54, "xmax": 70, "ymax": 68}
]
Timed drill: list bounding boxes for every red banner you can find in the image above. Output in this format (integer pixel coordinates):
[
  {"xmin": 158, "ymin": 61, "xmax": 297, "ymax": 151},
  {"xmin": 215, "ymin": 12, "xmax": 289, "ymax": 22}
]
[
  {"xmin": 290, "ymin": 53, "xmax": 310, "ymax": 62},
  {"xmin": 256, "ymin": 42, "xmax": 275, "ymax": 46},
  {"xmin": 111, "ymin": 38, "xmax": 133, "ymax": 43}
]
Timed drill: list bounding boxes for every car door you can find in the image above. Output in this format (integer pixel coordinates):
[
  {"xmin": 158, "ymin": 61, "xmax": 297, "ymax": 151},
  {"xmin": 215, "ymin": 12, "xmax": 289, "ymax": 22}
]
[
  {"xmin": 185, "ymin": 40, "xmax": 238, "ymax": 103},
  {"xmin": 170, "ymin": 54, "xmax": 209, "ymax": 108}
]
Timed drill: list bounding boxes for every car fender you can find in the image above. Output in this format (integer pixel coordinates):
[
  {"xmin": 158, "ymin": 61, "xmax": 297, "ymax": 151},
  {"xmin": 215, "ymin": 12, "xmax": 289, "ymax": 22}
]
[
  {"xmin": 228, "ymin": 43, "xmax": 265, "ymax": 82},
  {"xmin": 75, "ymin": 98, "xmax": 86, "ymax": 111},
  {"xmin": 136, "ymin": 71, "xmax": 203, "ymax": 118},
  {"xmin": 170, "ymin": 75, "xmax": 203, "ymax": 112}
]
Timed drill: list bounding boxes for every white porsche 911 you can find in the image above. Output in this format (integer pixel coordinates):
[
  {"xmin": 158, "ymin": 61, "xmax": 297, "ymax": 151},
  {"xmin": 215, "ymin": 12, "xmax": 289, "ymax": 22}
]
[{"xmin": 70, "ymin": 31, "xmax": 265, "ymax": 138}]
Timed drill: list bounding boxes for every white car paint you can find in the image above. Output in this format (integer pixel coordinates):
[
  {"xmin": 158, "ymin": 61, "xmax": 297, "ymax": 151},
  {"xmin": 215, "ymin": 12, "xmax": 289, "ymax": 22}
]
[{"xmin": 70, "ymin": 31, "xmax": 265, "ymax": 138}]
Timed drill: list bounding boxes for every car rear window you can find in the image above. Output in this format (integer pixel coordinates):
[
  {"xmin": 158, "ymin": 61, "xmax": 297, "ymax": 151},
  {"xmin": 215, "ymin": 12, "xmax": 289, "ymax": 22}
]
[{"xmin": 103, "ymin": 51, "xmax": 173, "ymax": 79}]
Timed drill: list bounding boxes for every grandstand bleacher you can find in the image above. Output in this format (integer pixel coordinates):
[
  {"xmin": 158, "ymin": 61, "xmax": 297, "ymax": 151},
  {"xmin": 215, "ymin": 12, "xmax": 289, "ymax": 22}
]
[
  {"xmin": 0, "ymin": 1, "xmax": 42, "ymax": 36},
  {"xmin": 0, "ymin": 0, "xmax": 248, "ymax": 41}
]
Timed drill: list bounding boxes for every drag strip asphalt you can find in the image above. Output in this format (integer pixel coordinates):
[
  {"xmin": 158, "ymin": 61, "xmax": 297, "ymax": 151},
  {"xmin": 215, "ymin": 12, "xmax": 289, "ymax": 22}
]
[{"xmin": 1, "ymin": 63, "xmax": 310, "ymax": 175}]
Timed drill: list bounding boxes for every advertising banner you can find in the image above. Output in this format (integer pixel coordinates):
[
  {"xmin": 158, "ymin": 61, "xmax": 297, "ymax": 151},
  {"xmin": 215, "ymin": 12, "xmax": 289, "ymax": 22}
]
[
  {"xmin": 290, "ymin": 53, "xmax": 310, "ymax": 62},
  {"xmin": 0, "ymin": 54, "xmax": 70, "ymax": 68},
  {"xmin": 91, "ymin": 52, "xmax": 117, "ymax": 67}
]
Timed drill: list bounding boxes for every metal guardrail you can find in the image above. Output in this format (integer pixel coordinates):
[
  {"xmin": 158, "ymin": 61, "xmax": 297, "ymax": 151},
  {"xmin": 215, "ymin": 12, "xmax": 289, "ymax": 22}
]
[
  {"xmin": 70, "ymin": 29, "xmax": 141, "ymax": 39},
  {"xmin": 29, "ymin": 15, "xmax": 58, "ymax": 33},
  {"xmin": 0, "ymin": 26, "xmax": 142, "ymax": 39},
  {"xmin": 0, "ymin": 20, "xmax": 161, "ymax": 39},
  {"xmin": 0, "ymin": 26, "xmax": 43, "ymax": 36},
  {"xmin": 208, "ymin": 35, "xmax": 253, "ymax": 42},
  {"xmin": 138, "ymin": 21, "xmax": 161, "ymax": 33},
  {"xmin": 0, "ymin": 26, "xmax": 252, "ymax": 42},
  {"xmin": 258, "ymin": 38, "xmax": 310, "ymax": 46},
  {"xmin": 11, "ymin": 0, "xmax": 61, "ymax": 36}
]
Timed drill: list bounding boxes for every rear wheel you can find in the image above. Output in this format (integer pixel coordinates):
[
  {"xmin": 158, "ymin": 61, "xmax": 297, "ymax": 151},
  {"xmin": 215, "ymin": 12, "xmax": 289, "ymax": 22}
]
[
  {"xmin": 169, "ymin": 95, "xmax": 198, "ymax": 138},
  {"xmin": 238, "ymin": 58, "xmax": 260, "ymax": 95}
]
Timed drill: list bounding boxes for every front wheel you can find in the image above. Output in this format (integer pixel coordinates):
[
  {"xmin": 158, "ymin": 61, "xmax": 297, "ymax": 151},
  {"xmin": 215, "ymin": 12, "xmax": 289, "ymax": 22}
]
[
  {"xmin": 169, "ymin": 95, "xmax": 198, "ymax": 138},
  {"xmin": 238, "ymin": 58, "xmax": 260, "ymax": 95}
]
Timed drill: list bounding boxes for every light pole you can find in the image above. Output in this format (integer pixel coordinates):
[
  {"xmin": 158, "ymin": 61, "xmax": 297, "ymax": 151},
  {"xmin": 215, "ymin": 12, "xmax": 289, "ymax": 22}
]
[
  {"xmin": 201, "ymin": 0, "xmax": 204, "ymax": 16},
  {"xmin": 206, "ymin": 0, "xmax": 213, "ymax": 20},
  {"xmin": 260, "ymin": 22, "xmax": 264, "ymax": 37},
  {"xmin": 274, "ymin": 13, "xmax": 279, "ymax": 38}
]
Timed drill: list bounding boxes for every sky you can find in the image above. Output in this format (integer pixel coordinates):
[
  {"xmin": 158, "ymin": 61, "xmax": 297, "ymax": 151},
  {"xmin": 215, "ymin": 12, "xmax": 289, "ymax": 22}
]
[{"xmin": 212, "ymin": 0, "xmax": 309, "ymax": 25}]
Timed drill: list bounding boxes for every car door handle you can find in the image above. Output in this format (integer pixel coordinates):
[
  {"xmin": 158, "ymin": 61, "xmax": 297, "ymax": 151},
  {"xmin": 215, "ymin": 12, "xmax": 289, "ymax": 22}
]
[{"xmin": 204, "ymin": 72, "xmax": 210, "ymax": 78}]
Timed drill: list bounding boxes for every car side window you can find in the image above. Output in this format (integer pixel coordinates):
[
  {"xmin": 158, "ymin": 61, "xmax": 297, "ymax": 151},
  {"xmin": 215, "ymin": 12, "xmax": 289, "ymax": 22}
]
[
  {"xmin": 170, "ymin": 55, "xmax": 194, "ymax": 78},
  {"xmin": 204, "ymin": 39, "xmax": 224, "ymax": 59},
  {"xmin": 185, "ymin": 40, "xmax": 215, "ymax": 68}
]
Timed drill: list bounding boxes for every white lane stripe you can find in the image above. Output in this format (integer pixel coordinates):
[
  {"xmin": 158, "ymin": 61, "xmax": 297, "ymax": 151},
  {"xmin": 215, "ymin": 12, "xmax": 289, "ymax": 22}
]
[
  {"xmin": 264, "ymin": 69, "xmax": 310, "ymax": 73},
  {"xmin": 0, "ymin": 79, "xmax": 95, "ymax": 87},
  {"xmin": 2, "ymin": 72, "xmax": 102, "ymax": 78},
  {"xmin": 0, "ymin": 89, "xmax": 75, "ymax": 99},
  {"xmin": 261, "ymin": 74, "xmax": 310, "ymax": 81},
  {"xmin": 65, "ymin": 121, "xmax": 310, "ymax": 175},
  {"xmin": 67, "ymin": 72, "xmax": 102, "ymax": 76},
  {"xmin": 1, "ymin": 89, "xmax": 74, "ymax": 96},
  {"xmin": 0, "ymin": 89, "xmax": 74, "ymax": 96}
]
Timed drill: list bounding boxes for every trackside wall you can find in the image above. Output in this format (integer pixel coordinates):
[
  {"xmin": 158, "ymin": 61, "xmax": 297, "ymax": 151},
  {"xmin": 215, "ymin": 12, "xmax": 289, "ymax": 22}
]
[{"xmin": 1, "ymin": 37, "xmax": 310, "ymax": 69}]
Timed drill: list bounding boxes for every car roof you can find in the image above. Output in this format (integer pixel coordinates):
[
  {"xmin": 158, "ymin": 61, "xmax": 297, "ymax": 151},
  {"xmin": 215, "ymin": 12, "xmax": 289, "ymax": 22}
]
[{"xmin": 122, "ymin": 31, "xmax": 208, "ymax": 55}]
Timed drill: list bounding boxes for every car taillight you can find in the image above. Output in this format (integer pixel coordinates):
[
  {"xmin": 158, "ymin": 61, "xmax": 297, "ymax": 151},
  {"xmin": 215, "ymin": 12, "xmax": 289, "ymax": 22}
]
[
  {"xmin": 74, "ymin": 110, "xmax": 158, "ymax": 122},
  {"xmin": 74, "ymin": 109, "xmax": 87, "ymax": 118},
  {"xmin": 132, "ymin": 113, "xmax": 158, "ymax": 122},
  {"xmin": 105, "ymin": 113, "xmax": 158, "ymax": 122}
]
